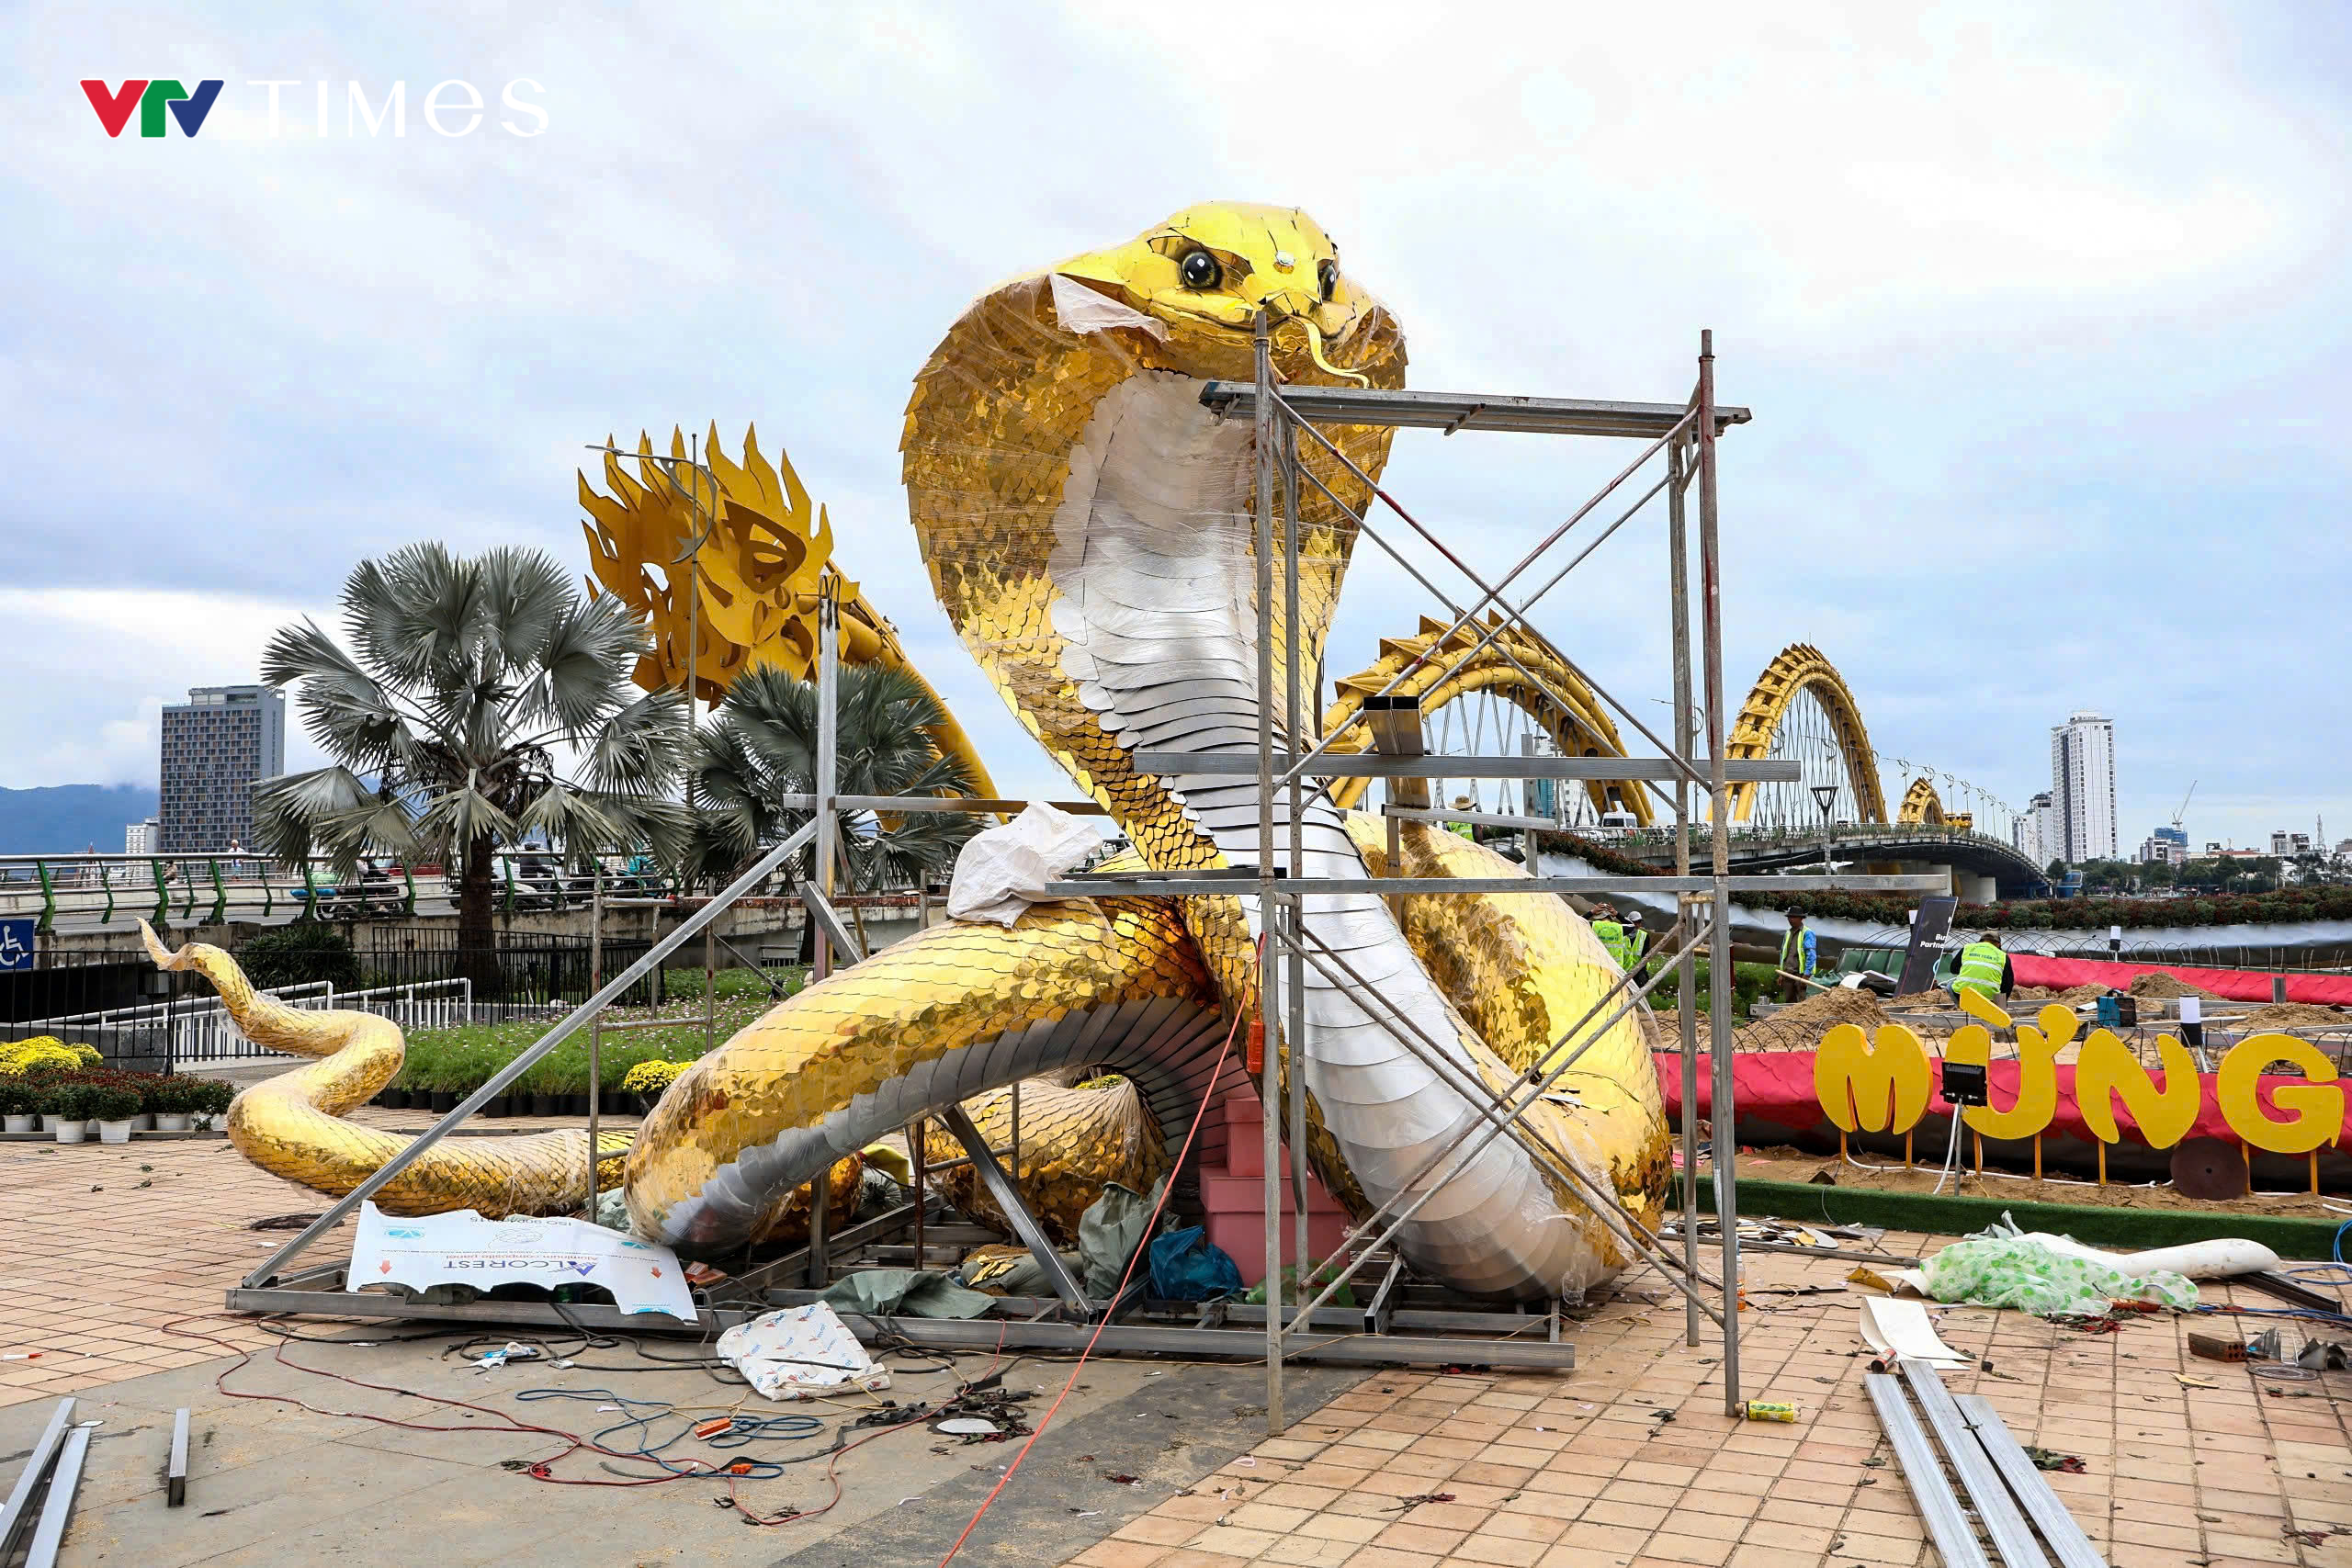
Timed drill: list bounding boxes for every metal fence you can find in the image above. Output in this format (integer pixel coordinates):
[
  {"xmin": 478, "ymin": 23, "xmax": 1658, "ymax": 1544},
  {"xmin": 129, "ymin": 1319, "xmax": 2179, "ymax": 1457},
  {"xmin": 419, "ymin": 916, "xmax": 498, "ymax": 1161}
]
[{"xmin": 15, "ymin": 979, "xmax": 480, "ymax": 1071}]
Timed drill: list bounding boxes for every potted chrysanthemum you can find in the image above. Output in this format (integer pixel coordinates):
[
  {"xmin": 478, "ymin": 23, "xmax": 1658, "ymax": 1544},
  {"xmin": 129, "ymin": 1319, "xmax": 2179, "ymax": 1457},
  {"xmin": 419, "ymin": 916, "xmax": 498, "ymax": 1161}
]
[
  {"xmin": 90, "ymin": 1083, "xmax": 144, "ymax": 1145},
  {"xmin": 49, "ymin": 1082, "xmax": 96, "ymax": 1143}
]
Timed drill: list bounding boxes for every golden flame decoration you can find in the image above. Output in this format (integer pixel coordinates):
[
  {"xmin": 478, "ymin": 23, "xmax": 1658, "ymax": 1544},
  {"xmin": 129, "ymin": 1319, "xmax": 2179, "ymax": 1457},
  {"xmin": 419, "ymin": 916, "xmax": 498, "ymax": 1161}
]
[{"xmin": 579, "ymin": 423, "xmax": 994, "ymax": 794}]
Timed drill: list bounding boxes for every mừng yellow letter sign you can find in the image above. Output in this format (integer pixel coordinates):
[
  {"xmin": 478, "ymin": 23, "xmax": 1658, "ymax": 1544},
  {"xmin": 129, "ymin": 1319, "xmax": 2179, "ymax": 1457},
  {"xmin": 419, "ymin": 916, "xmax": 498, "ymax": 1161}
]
[
  {"xmin": 2216, "ymin": 1033, "xmax": 2345, "ymax": 1156},
  {"xmin": 1815, "ymin": 1021, "xmax": 1931, "ymax": 1134},
  {"xmin": 2076, "ymin": 1028, "xmax": 2201, "ymax": 1149}
]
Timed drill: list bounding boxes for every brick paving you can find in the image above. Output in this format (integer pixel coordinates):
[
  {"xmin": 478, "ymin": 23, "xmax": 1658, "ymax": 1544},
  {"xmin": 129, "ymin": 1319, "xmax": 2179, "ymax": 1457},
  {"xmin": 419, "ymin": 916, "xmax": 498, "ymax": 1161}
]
[
  {"xmin": 4, "ymin": 1132, "xmax": 2349, "ymax": 1566},
  {"xmin": 1059, "ymin": 1236, "xmax": 2352, "ymax": 1568}
]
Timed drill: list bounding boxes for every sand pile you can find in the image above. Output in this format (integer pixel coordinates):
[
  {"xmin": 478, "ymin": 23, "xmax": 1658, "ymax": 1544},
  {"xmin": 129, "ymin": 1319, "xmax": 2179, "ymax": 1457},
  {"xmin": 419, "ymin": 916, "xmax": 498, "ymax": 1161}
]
[
  {"xmin": 1734, "ymin": 985, "xmax": 1888, "ymax": 1051},
  {"xmin": 2129, "ymin": 972, "xmax": 2221, "ymax": 1000},
  {"xmin": 2234, "ymin": 1002, "xmax": 2352, "ymax": 1032},
  {"xmin": 2014, "ymin": 983, "xmax": 2113, "ymax": 1005}
]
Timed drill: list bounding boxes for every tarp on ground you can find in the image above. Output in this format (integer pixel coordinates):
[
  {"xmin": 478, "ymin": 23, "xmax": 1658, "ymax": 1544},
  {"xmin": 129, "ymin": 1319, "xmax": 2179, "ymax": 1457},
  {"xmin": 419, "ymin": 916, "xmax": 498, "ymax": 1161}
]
[
  {"xmin": 2007, "ymin": 953, "xmax": 2352, "ymax": 1007},
  {"xmin": 1652, "ymin": 1051, "xmax": 2352, "ymax": 1150}
]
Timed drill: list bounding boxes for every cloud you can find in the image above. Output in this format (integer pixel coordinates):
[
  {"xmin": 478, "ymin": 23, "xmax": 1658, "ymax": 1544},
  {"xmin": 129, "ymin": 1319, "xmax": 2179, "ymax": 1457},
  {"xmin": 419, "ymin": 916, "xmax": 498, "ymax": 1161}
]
[
  {"xmin": 0, "ymin": 589, "xmax": 328, "ymax": 788},
  {"xmin": 2, "ymin": 0, "xmax": 2346, "ymax": 852}
]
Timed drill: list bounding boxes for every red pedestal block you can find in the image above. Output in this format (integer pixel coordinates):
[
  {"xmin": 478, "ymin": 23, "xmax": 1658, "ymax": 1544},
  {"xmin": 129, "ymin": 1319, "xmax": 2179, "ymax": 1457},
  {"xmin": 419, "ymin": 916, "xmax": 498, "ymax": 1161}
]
[{"xmin": 1200, "ymin": 1089, "xmax": 1351, "ymax": 1286}]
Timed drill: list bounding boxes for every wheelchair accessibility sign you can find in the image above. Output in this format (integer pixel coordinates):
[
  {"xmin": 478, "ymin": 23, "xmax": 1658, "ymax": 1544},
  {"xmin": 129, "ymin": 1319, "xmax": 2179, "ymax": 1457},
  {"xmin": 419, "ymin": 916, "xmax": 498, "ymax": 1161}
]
[{"xmin": 0, "ymin": 919, "xmax": 32, "ymax": 971}]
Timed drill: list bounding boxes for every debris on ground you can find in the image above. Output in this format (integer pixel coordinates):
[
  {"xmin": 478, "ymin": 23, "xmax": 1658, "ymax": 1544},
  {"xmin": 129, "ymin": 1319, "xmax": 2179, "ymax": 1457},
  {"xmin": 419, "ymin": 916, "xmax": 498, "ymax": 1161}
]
[
  {"xmin": 2024, "ymin": 1447, "xmax": 2087, "ymax": 1473},
  {"xmin": 2187, "ymin": 1332, "xmax": 2247, "ymax": 1362}
]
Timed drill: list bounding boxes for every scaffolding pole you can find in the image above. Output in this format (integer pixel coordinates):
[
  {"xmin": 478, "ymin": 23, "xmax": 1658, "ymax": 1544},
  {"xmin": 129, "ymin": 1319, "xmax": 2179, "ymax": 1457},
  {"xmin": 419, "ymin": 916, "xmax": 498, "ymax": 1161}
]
[
  {"xmin": 1696, "ymin": 330, "xmax": 1744, "ymax": 1413},
  {"xmin": 1251, "ymin": 310, "xmax": 1285, "ymax": 1435}
]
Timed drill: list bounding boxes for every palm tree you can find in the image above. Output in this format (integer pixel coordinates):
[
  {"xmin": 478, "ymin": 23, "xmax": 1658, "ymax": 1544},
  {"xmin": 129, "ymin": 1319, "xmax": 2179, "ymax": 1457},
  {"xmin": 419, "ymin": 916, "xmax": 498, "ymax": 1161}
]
[
  {"xmin": 685, "ymin": 663, "xmax": 978, "ymax": 956},
  {"xmin": 254, "ymin": 543, "xmax": 690, "ymax": 963}
]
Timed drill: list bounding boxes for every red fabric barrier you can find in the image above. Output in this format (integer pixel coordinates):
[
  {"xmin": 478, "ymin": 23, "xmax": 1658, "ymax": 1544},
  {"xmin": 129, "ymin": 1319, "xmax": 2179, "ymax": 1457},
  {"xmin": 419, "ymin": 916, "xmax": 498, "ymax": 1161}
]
[
  {"xmin": 2007, "ymin": 953, "xmax": 2352, "ymax": 1008},
  {"xmin": 1653, "ymin": 1051, "xmax": 2352, "ymax": 1150}
]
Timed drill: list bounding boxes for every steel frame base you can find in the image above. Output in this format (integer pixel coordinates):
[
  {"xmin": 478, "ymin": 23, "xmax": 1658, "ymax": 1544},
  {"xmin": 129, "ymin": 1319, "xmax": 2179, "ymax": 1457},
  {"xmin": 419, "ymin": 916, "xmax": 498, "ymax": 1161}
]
[{"xmin": 220, "ymin": 1280, "xmax": 1575, "ymax": 1370}]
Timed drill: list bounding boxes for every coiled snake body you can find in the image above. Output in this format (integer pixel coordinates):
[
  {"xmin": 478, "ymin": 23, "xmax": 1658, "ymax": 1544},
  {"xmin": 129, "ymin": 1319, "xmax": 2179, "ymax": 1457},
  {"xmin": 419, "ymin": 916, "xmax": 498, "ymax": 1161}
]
[{"xmin": 164, "ymin": 206, "xmax": 1669, "ymax": 1300}]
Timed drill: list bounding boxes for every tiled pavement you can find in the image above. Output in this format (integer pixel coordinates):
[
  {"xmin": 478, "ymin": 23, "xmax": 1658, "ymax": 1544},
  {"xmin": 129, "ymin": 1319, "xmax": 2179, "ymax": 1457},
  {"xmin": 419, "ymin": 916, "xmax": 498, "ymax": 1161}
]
[
  {"xmin": 5, "ymin": 1133, "xmax": 2349, "ymax": 1567},
  {"xmin": 0, "ymin": 1112, "xmax": 654, "ymax": 1406},
  {"xmin": 1059, "ymin": 1236, "xmax": 2352, "ymax": 1568}
]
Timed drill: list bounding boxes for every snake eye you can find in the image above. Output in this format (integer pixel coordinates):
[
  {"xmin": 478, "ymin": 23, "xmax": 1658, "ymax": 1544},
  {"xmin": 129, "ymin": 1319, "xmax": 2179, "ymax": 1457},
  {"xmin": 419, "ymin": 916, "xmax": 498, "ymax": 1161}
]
[
  {"xmin": 1317, "ymin": 259, "xmax": 1339, "ymax": 301},
  {"xmin": 1178, "ymin": 249, "xmax": 1221, "ymax": 290}
]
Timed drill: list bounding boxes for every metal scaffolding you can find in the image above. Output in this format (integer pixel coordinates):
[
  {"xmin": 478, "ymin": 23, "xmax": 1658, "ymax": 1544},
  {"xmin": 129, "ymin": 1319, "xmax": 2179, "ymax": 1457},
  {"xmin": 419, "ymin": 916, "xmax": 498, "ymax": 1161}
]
[
  {"xmin": 220, "ymin": 328, "xmax": 1945, "ymax": 1437},
  {"xmin": 1047, "ymin": 323, "xmax": 1945, "ymax": 1426}
]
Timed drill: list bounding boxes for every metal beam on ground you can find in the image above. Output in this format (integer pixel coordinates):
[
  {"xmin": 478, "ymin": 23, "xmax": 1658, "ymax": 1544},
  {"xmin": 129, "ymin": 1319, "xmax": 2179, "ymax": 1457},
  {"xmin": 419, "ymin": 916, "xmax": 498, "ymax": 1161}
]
[
  {"xmin": 166, "ymin": 1408, "xmax": 189, "ymax": 1506},
  {"xmin": 1866, "ymin": 1373, "xmax": 1991, "ymax": 1568},
  {"xmin": 1900, "ymin": 1360, "xmax": 2052, "ymax": 1568},
  {"xmin": 22, "ymin": 1424, "xmax": 91, "ymax": 1568},
  {"xmin": 1954, "ymin": 1395, "xmax": 2107, "ymax": 1568},
  {"xmin": 0, "ymin": 1398, "xmax": 74, "ymax": 1556}
]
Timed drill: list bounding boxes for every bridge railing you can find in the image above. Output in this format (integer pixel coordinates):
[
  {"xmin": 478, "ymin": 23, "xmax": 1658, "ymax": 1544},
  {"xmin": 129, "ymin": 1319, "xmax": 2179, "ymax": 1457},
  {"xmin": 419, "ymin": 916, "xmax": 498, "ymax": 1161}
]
[
  {"xmin": 1600, "ymin": 820, "xmax": 2034, "ymax": 861},
  {"xmin": 0, "ymin": 852, "xmax": 687, "ymax": 934}
]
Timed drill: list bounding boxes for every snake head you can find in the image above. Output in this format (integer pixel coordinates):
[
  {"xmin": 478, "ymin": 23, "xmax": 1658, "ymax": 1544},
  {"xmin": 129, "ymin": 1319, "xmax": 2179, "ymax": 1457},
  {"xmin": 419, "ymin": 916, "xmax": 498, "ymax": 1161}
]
[{"xmin": 1051, "ymin": 203, "xmax": 1385, "ymax": 385}]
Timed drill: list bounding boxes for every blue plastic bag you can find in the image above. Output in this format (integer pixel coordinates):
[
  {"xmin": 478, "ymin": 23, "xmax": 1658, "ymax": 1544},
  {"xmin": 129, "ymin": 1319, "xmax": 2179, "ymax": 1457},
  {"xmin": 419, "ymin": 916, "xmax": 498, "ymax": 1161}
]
[{"xmin": 1148, "ymin": 1225, "xmax": 1243, "ymax": 1302}]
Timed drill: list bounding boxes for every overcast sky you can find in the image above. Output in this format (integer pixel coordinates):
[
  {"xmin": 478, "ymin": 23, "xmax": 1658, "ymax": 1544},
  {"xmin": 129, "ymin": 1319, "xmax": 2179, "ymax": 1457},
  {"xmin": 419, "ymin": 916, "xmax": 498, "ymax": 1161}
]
[{"xmin": 5, "ymin": 3, "xmax": 2346, "ymax": 854}]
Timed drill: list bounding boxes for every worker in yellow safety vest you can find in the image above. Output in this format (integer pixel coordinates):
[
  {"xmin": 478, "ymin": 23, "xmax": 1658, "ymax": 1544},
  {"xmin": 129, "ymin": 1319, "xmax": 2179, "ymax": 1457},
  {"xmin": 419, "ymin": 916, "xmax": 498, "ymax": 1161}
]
[
  {"xmin": 1447, "ymin": 795, "xmax": 1476, "ymax": 840},
  {"xmin": 1952, "ymin": 931, "xmax": 2014, "ymax": 1001},
  {"xmin": 1591, "ymin": 904, "xmax": 1634, "ymax": 970},
  {"xmin": 1778, "ymin": 909, "xmax": 1817, "ymax": 1003}
]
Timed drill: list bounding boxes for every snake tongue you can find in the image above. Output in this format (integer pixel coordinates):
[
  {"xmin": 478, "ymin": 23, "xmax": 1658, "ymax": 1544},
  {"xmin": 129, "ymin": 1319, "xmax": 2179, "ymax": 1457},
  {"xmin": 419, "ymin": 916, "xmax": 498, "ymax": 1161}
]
[{"xmin": 1299, "ymin": 318, "xmax": 1369, "ymax": 387}]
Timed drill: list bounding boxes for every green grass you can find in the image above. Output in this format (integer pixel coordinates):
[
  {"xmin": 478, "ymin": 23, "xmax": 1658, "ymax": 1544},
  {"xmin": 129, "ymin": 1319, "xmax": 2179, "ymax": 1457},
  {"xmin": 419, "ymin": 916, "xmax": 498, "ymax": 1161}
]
[
  {"xmin": 390, "ymin": 966, "xmax": 803, "ymax": 1093},
  {"xmin": 1646, "ymin": 960, "xmax": 1778, "ymax": 1020}
]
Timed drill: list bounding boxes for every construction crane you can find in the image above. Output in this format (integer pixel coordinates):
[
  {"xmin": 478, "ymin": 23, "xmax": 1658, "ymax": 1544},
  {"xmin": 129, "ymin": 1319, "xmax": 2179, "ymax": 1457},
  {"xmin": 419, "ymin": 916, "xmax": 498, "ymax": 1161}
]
[{"xmin": 2172, "ymin": 780, "xmax": 2196, "ymax": 829}]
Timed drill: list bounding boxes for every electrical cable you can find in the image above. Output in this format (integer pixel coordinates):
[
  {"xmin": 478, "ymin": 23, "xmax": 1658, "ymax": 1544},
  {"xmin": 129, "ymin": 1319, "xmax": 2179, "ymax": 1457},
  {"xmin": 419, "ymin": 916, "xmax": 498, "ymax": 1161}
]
[{"xmin": 1928, "ymin": 1107, "xmax": 1964, "ymax": 1197}]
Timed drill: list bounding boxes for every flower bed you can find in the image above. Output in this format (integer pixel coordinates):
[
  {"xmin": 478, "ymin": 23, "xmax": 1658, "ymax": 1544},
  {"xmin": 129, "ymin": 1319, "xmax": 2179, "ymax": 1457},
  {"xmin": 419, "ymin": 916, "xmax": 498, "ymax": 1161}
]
[
  {"xmin": 378, "ymin": 966, "xmax": 797, "ymax": 1114},
  {"xmin": 0, "ymin": 1045, "xmax": 234, "ymax": 1129}
]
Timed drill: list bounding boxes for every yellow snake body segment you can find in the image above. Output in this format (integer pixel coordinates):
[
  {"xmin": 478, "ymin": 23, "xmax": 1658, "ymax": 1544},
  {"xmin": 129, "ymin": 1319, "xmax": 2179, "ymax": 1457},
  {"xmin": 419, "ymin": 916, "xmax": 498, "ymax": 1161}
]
[
  {"xmin": 140, "ymin": 922, "xmax": 630, "ymax": 1217},
  {"xmin": 624, "ymin": 896, "xmax": 1231, "ymax": 1248}
]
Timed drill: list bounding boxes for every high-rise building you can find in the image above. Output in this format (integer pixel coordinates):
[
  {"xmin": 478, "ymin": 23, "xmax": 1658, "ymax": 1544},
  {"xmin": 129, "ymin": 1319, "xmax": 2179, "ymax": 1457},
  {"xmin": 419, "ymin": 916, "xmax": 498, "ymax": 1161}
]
[
  {"xmin": 2138, "ymin": 825, "xmax": 2187, "ymax": 865},
  {"xmin": 159, "ymin": 685, "xmax": 286, "ymax": 853},
  {"xmin": 124, "ymin": 817, "xmax": 160, "ymax": 854},
  {"xmin": 2013, "ymin": 790, "xmax": 2056, "ymax": 868},
  {"xmin": 2048, "ymin": 711, "xmax": 2117, "ymax": 863}
]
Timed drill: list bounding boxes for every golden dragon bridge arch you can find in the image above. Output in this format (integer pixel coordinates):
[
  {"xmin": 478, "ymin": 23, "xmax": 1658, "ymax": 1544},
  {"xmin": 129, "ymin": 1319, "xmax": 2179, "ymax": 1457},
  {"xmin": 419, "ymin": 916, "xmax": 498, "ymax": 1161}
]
[
  {"xmin": 1898, "ymin": 775, "xmax": 1944, "ymax": 825},
  {"xmin": 1724, "ymin": 642, "xmax": 1889, "ymax": 827},
  {"xmin": 1317, "ymin": 615, "xmax": 1656, "ymax": 826}
]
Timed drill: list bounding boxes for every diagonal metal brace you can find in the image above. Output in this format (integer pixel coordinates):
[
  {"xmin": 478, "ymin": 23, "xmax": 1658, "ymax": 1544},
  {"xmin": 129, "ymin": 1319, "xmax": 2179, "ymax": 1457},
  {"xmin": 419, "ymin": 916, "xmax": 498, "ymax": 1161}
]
[
  {"xmin": 797, "ymin": 881, "xmax": 865, "ymax": 965},
  {"xmin": 935, "ymin": 1104, "xmax": 1089, "ymax": 1315}
]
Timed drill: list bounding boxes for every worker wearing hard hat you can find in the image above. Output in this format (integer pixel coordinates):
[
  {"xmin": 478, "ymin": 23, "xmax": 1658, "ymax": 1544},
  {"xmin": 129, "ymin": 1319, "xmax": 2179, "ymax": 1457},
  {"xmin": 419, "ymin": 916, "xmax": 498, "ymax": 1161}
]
[
  {"xmin": 1952, "ymin": 931, "xmax": 2015, "ymax": 1002},
  {"xmin": 1592, "ymin": 905, "xmax": 1647, "ymax": 974},
  {"xmin": 1778, "ymin": 908, "xmax": 1817, "ymax": 1002}
]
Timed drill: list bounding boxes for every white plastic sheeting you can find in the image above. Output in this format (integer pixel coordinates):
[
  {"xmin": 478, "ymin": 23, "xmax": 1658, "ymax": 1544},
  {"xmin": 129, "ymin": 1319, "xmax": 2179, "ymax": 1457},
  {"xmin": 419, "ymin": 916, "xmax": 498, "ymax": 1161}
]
[{"xmin": 946, "ymin": 802, "xmax": 1104, "ymax": 926}]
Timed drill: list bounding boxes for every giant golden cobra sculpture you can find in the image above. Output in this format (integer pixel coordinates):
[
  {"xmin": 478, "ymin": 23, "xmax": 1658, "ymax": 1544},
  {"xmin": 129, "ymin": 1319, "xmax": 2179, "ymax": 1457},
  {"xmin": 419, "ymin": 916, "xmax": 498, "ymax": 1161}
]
[
  {"xmin": 626, "ymin": 204, "xmax": 1669, "ymax": 1298},
  {"xmin": 169, "ymin": 205, "xmax": 1669, "ymax": 1300}
]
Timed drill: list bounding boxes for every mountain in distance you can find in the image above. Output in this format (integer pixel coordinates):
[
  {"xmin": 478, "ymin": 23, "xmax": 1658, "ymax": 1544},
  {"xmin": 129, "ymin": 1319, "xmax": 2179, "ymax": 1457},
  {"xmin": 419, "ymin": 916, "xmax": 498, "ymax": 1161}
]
[{"xmin": 0, "ymin": 784, "xmax": 160, "ymax": 854}]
